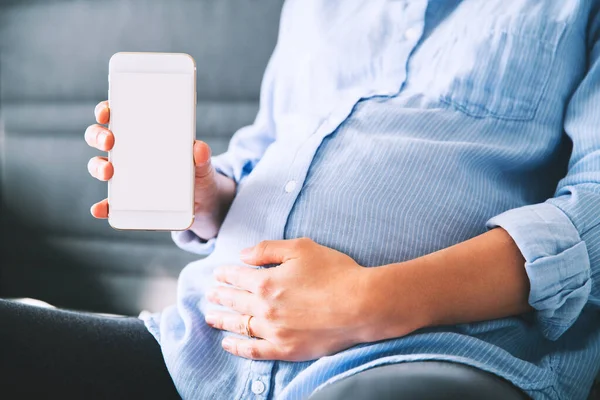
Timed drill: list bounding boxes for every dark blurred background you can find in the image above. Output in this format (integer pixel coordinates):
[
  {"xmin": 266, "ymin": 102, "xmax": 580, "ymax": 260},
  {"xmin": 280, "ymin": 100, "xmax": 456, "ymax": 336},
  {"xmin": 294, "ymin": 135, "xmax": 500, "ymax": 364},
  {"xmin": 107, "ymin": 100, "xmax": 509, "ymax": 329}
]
[{"xmin": 0, "ymin": 0, "xmax": 284, "ymax": 315}]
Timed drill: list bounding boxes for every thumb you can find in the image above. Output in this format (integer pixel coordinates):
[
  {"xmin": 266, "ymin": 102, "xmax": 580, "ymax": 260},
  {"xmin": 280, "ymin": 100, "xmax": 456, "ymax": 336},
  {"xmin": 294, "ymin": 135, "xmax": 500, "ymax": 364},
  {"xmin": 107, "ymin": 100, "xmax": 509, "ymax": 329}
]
[
  {"xmin": 193, "ymin": 140, "xmax": 213, "ymax": 177},
  {"xmin": 240, "ymin": 240, "xmax": 298, "ymax": 266}
]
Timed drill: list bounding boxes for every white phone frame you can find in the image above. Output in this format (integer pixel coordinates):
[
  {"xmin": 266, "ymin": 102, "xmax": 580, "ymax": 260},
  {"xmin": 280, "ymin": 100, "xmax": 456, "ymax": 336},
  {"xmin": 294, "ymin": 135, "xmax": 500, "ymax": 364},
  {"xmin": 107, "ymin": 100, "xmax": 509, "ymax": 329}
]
[{"xmin": 107, "ymin": 52, "xmax": 196, "ymax": 231}]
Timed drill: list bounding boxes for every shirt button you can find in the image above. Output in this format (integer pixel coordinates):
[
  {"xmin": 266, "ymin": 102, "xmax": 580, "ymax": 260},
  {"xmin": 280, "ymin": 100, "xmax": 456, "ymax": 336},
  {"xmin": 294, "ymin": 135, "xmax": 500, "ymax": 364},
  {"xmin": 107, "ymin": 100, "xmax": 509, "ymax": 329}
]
[
  {"xmin": 251, "ymin": 380, "xmax": 265, "ymax": 395},
  {"xmin": 284, "ymin": 180, "xmax": 297, "ymax": 193},
  {"xmin": 404, "ymin": 27, "xmax": 420, "ymax": 41}
]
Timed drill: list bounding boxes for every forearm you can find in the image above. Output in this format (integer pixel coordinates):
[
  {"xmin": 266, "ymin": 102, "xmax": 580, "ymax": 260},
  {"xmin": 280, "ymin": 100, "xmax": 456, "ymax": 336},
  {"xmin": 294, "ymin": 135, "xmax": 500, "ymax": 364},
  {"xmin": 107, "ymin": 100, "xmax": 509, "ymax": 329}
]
[
  {"xmin": 363, "ymin": 228, "xmax": 532, "ymax": 342},
  {"xmin": 190, "ymin": 172, "xmax": 236, "ymax": 240}
]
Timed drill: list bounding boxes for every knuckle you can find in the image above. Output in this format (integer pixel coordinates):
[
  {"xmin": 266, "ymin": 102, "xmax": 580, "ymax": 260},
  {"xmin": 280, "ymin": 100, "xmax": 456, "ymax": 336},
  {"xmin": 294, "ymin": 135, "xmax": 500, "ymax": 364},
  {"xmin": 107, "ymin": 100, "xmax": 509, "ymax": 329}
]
[
  {"xmin": 194, "ymin": 162, "xmax": 214, "ymax": 180},
  {"xmin": 227, "ymin": 298, "xmax": 236, "ymax": 310},
  {"xmin": 236, "ymin": 320, "xmax": 246, "ymax": 335},
  {"xmin": 297, "ymin": 237, "xmax": 313, "ymax": 248},
  {"xmin": 262, "ymin": 304, "xmax": 278, "ymax": 321},
  {"xmin": 246, "ymin": 345, "xmax": 260, "ymax": 359},
  {"xmin": 255, "ymin": 241, "xmax": 270, "ymax": 258},
  {"xmin": 270, "ymin": 326, "xmax": 287, "ymax": 341},
  {"xmin": 221, "ymin": 295, "xmax": 234, "ymax": 309},
  {"xmin": 230, "ymin": 340, "xmax": 240, "ymax": 356},
  {"xmin": 256, "ymin": 277, "xmax": 273, "ymax": 298},
  {"xmin": 290, "ymin": 240, "xmax": 302, "ymax": 251},
  {"xmin": 270, "ymin": 286, "xmax": 285, "ymax": 301}
]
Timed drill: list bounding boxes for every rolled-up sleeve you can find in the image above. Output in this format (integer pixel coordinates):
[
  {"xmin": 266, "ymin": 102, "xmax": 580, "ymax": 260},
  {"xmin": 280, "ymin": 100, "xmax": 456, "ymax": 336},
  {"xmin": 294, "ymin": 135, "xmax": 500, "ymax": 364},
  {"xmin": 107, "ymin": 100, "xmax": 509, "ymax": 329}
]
[
  {"xmin": 173, "ymin": 46, "xmax": 280, "ymax": 254},
  {"xmin": 487, "ymin": 204, "xmax": 592, "ymax": 340},
  {"xmin": 487, "ymin": 19, "xmax": 600, "ymax": 341},
  {"xmin": 172, "ymin": 230, "xmax": 217, "ymax": 255}
]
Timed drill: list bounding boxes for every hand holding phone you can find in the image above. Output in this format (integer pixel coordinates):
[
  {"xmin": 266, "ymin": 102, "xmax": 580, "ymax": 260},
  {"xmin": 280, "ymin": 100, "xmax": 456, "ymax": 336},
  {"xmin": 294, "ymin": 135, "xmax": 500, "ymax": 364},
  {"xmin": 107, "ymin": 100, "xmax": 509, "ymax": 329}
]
[
  {"xmin": 85, "ymin": 52, "xmax": 233, "ymax": 234},
  {"xmin": 85, "ymin": 111, "xmax": 216, "ymax": 227}
]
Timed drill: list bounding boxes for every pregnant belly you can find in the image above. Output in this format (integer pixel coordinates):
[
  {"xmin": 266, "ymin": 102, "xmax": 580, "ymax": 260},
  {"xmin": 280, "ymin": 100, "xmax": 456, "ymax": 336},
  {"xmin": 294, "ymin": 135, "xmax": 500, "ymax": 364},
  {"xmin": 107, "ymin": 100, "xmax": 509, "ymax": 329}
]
[{"xmin": 283, "ymin": 131, "xmax": 517, "ymax": 268}]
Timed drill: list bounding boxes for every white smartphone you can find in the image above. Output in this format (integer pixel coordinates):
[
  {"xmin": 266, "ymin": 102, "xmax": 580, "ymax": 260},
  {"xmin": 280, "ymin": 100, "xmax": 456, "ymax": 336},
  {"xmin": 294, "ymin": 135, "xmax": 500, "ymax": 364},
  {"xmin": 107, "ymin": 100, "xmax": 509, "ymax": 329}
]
[{"xmin": 107, "ymin": 52, "xmax": 196, "ymax": 230}]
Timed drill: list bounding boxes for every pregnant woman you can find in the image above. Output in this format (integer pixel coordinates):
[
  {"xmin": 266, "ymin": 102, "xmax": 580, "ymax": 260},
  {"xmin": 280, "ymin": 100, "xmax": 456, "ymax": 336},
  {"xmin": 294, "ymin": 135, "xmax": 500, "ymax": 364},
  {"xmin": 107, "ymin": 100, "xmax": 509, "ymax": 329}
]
[{"xmin": 3, "ymin": 1, "xmax": 599, "ymax": 399}]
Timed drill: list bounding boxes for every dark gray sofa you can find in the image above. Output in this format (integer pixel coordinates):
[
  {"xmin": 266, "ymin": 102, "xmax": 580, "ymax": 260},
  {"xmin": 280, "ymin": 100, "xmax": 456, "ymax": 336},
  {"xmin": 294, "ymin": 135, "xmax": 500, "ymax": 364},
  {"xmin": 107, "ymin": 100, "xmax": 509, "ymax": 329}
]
[{"xmin": 0, "ymin": 0, "xmax": 282, "ymax": 315}]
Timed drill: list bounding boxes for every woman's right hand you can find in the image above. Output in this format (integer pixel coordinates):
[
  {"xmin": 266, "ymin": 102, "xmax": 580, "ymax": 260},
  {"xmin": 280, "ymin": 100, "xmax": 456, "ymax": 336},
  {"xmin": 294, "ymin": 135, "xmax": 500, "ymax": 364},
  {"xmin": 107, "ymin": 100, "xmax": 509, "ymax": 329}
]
[{"xmin": 85, "ymin": 100, "xmax": 236, "ymax": 239}]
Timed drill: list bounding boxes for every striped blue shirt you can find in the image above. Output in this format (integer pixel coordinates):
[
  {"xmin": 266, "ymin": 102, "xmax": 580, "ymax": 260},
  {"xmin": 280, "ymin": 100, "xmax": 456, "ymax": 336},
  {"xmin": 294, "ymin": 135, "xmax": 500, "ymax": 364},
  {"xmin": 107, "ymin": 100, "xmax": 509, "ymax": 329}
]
[{"xmin": 143, "ymin": 1, "xmax": 600, "ymax": 399}]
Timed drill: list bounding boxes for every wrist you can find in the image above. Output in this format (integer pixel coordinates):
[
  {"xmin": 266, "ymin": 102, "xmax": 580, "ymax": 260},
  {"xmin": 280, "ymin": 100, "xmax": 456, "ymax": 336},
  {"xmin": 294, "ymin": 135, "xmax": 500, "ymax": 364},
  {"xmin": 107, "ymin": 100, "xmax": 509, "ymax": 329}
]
[
  {"xmin": 191, "ymin": 172, "xmax": 236, "ymax": 240},
  {"xmin": 190, "ymin": 212, "xmax": 220, "ymax": 240},
  {"xmin": 358, "ymin": 261, "xmax": 432, "ymax": 343}
]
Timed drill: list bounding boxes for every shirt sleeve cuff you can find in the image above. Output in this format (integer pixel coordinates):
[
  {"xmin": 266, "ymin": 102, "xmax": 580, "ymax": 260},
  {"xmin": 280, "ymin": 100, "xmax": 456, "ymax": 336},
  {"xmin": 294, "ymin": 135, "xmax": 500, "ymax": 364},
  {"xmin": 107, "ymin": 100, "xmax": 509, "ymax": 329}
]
[
  {"xmin": 486, "ymin": 202, "xmax": 592, "ymax": 340},
  {"xmin": 211, "ymin": 154, "xmax": 234, "ymax": 180},
  {"xmin": 171, "ymin": 230, "xmax": 216, "ymax": 255},
  {"xmin": 211, "ymin": 152, "xmax": 254, "ymax": 188}
]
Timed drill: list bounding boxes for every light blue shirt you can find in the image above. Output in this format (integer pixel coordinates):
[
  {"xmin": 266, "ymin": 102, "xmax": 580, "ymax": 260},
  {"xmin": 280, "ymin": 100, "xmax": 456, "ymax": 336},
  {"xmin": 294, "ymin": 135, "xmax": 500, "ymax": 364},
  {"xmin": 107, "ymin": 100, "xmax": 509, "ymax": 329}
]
[{"xmin": 142, "ymin": 1, "xmax": 600, "ymax": 399}]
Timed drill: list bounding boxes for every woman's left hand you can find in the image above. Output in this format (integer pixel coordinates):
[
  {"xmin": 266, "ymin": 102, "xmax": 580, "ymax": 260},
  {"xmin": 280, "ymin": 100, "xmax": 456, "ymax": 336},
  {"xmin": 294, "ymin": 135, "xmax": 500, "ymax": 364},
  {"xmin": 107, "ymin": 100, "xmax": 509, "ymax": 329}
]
[{"xmin": 205, "ymin": 238, "xmax": 375, "ymax": 361}]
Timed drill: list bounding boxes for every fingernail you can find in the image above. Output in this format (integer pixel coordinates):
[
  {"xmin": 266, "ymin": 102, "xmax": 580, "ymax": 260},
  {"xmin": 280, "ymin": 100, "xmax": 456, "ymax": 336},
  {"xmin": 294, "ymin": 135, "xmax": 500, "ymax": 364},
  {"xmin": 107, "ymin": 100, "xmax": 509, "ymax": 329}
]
[
  {"xmin": 222, "ymin": 338, "xmax": 234, "ymax": 351},
  {"xmin": 205, "ymin": 313, "xmax": 216, "ymax": 326},
  {"xmin": 240, "ymin": 247, "xmax": 253, "ymax": 259},
  {"xmin": 97, "ymin": 132, "xmax": 108, "ymax": 148}
]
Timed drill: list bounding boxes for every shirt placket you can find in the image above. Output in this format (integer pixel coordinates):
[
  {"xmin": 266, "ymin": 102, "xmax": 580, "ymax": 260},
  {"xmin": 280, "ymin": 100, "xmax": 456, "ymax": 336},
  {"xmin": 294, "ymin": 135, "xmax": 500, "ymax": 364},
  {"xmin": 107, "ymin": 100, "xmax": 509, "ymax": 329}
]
[
  {"xmin": 240, "ymin": 359, "xmax": 275, "ymax": 399},
  {"xmin": 242, "ymin": 2, "xmax": 431, "ymax": 398}
]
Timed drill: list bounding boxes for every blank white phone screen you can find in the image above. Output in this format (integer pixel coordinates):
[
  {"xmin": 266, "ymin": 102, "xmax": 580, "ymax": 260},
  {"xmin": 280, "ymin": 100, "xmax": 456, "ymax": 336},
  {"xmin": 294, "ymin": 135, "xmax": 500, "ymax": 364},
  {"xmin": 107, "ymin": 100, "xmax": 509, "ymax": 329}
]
[{"xmin": 109, "ymin": 72, "xmax": 193, "ymax": 212}]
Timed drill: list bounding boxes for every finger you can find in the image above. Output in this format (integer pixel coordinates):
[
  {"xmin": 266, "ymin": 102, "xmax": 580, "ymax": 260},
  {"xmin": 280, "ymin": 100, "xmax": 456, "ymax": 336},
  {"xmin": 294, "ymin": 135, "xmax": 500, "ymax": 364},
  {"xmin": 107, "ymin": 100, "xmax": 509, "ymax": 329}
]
[
  {"xmin": 193, "ymin": 140, "xmax": 213, "ymax": 176},
  {"xmin": 213, "ymin": 265, "xmax": 267, "ymax": 293},
  {"xmin": 84, "ymin": 124, "xmax": 115, "ymax": 151},
  {"xmin": 87, "ymin": 156, "xmax": 114, "ymax": 181},
  {"xmin": 206, "ymin": 286, "xmax": 260, "ymax": 316},
  {"xmin": 90, "ymin": 199, "xmax": 109, "ymax": 219},
  {"xmin": 221, "ymin": 337, "xmax": 281, "ymax": 360},
  {"xmin": 205, "ymin": 312, "xmax": 268, "ymax": 339},
  {"xmin": 240, "ymin": 239, "xmax": 306, "ymax": 266},
  {"xmin": 95, "ymin": 101, "xmax": 110, "ymax": 124}
]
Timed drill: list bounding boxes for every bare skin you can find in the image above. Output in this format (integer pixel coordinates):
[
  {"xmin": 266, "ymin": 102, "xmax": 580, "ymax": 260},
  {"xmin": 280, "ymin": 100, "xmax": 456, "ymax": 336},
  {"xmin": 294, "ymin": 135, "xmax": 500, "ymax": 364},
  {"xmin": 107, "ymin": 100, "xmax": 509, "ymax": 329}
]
[
  {"xmin": 85, "ymin": 102, "xmax": 531, "ymax": 362},
  {"xmin": 205, "ymin": 230, "xmax": 530, "ymax": 361},
  {"xmin": 85, "ymin": 101, "xmax": 236, "ymax": 240}
]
